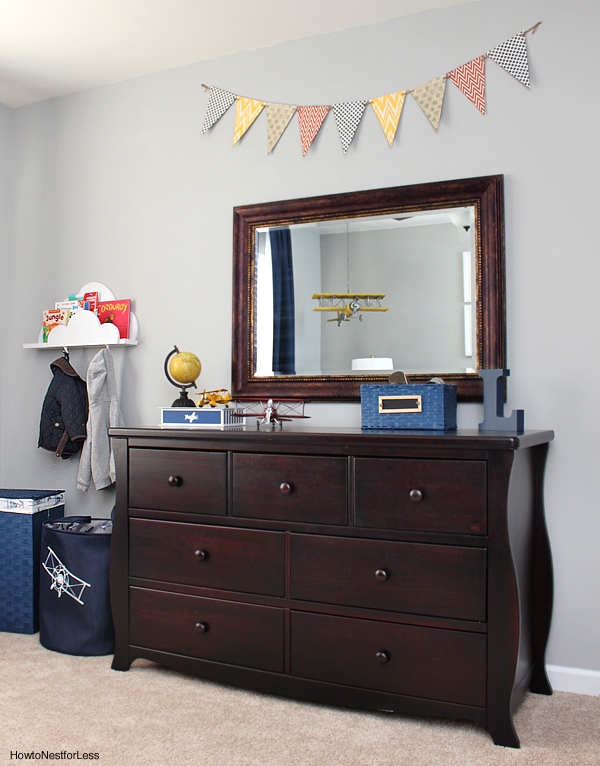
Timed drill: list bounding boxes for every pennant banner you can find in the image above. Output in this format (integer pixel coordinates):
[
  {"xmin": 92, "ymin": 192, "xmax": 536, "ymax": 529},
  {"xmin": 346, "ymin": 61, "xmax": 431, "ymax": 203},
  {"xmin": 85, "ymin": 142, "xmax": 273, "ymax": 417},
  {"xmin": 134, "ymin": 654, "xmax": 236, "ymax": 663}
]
[
  {"xmin": 232, "ymin": 97, "xmax": 265, "ymax": 145},
  {"xmin": 267, "ymin": 104, "xmax": 297, "ymax": 153},
  {"xmin": 202, "ymin": 87, "xmax": 236, "ymax": 134},
  {"xmin": 487, "ymin": 33, "xmax": 530, "ymax": 88},
  {"xmin": 201, "ymin": 23, "xmax": 539, "ymax": 155},
  {"xmin": 448, "ymin": 56, "xmax": 486, "ymax": 114},
  {"xmin": 333, "ymin": 101, "xmax": 368, "ymax": 154},
  {"xmin": 297, "ymin": 106, "xmax": 330, "ymax": 155},
  {"xmin": 411, "ymin": 76, "xmax": 446, "ymax": 130},
  {"xmin": 370, "ymin": 91, "xmax": 406, "ymax": 146}
]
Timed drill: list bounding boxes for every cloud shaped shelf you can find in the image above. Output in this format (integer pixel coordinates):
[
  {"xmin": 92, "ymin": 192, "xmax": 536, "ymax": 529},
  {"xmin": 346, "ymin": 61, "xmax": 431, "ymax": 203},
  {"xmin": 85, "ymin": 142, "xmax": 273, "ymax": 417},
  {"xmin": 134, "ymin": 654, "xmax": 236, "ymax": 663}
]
[{"xmin": 23, "ymin": 282, "xmax": 138, "ymax": 349}]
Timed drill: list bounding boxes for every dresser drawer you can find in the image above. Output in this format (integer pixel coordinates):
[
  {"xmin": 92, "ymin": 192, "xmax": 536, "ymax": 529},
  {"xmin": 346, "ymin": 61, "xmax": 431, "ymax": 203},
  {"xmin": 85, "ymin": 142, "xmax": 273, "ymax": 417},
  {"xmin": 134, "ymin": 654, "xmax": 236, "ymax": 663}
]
[
  {"xmin": 130, "ymin": 519, "xmax": 285, "ymax": 596},
  {"xmin": 291, "ymin": 611, "xmax": 486, "ymax": 707},
  {"xmin": 130, "ymin": 587, "xmax": 284, "ymax": 672},
  {"xmin": 232, "ymin": 453, "xmax": 347, "ymax": 524},
  {"xmin": 290, "ymin": 534, "xmax": 486, "ymax": 621},
  {"xmin": 354, "ymin": 457, "xmax": 486, "ymax": 534},
  {"xmin": 129, "ymin": 448, "xmax": 227, "ymax": 515}
]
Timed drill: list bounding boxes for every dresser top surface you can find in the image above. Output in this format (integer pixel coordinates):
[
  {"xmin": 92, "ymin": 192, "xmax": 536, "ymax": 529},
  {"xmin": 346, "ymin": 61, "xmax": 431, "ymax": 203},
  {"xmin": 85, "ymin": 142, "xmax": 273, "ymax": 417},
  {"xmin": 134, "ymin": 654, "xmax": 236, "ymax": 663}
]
[{"xmin": 110, "ymin": 426, "xmax": 554, "ymax": 451}]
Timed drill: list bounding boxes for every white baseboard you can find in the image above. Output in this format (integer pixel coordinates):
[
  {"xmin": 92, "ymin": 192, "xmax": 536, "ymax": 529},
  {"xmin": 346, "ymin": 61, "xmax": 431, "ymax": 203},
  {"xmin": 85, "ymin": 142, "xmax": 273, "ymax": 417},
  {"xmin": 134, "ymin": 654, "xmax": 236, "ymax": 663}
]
[{"xmin": 547, "ymin": 665, "xmax": 600, "ymax": 696}]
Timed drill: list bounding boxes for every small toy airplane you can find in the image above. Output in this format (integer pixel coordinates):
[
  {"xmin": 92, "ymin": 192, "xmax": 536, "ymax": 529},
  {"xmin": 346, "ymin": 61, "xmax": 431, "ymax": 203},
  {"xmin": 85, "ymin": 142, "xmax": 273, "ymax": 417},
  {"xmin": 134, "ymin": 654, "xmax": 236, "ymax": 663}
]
[
  {"xmin": 232, "ymin": 398, "xmax": 309, "ymax": 429},
  {"xmin": 197, "ymin": 389, "xmax": 232, "ymax": 408},
  {"xmin": 313, "ymin": 293, "xmax": 388, "ymax": 326}
]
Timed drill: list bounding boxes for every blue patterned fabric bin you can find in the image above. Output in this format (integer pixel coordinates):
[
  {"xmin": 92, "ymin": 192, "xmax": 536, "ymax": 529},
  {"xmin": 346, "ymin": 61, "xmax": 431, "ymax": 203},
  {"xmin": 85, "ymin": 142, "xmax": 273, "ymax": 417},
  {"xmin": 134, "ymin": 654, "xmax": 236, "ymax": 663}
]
[
  {"xmin": 361, "ymin": 384, "xmax": 457, "ymax": 430},
  {"xmin": 0, "ymin": 490, "xmax": 65, "ymax": 634}
]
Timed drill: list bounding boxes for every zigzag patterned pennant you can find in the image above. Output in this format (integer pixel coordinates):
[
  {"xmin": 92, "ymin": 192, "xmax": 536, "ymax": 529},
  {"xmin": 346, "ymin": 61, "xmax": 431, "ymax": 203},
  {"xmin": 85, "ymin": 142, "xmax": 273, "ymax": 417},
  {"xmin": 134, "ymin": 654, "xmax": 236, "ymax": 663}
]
[
  {"xmin": 232, "ymin": 97, "xmax": 265, "ymax": 145},
  {"xmin": 370, "ymin": 91, "xmax": 406, "ymax": 146},
  {"xmin": 297, "ymin": 106, "xmax": 330, "ymax": 155},
  {"xmin": 411, "ymin": 76, "xmax": 447, "ymax": 130},
  {"xmin": 447, "ymin": 56, "xmax": 486, "ymax": 114},
  {"xmin": 202, "ymin": 87, "xmax": 237, "ymax": 133},
  {"xmin": 267, "ymin": 104, "xmax": 297, "ymax": 153},
  {"xmin": 487, "ymin": 33, "xmax": 530, "ymax": 88},
  {"xmin": 332, "ymin": 101, "xmax": 368, "ymax": 154}
]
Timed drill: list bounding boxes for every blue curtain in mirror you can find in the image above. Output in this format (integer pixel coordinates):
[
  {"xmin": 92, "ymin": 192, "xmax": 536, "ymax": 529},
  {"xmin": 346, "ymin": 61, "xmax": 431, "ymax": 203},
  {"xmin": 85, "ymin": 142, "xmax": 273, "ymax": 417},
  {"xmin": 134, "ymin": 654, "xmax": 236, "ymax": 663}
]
[{"xmin": 270, "ymin": 228, "xmax": 296, "ymax": 375}]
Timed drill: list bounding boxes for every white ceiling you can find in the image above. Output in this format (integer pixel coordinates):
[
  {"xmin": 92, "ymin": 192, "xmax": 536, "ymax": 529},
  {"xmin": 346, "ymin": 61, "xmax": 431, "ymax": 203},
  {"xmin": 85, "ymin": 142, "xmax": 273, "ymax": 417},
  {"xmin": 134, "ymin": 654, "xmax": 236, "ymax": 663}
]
[{"xmin": 0, "ymin": 0, "xmax": 477, "ymax": 108}]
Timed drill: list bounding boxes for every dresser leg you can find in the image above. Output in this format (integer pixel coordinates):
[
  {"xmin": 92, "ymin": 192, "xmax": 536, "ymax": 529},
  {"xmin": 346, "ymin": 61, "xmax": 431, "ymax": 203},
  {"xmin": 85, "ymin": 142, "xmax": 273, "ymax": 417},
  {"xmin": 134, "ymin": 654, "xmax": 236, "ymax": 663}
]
[
  {"xmin": 487, "ymin": 716, "xmax": 520, "ymax": 748},
  {"xmin": 111, "ymin": 648, "xmax": 132, "ymax": 671}
]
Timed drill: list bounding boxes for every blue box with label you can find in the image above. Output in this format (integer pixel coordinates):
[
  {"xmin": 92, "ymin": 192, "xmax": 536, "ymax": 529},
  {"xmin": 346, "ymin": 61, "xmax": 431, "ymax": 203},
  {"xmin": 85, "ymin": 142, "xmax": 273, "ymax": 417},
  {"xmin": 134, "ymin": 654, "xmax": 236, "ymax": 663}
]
[{"xmin": 361, "ymin": 384, "xmax": 457, "ymax": 430}]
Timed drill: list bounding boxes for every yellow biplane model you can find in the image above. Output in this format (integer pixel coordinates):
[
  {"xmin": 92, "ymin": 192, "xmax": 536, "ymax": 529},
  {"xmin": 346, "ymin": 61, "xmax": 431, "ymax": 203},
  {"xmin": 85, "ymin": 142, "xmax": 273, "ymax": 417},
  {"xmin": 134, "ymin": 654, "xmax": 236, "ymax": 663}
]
[
  {"xmin": 197, "ymin": 389, "xmax": 232, "ymax": 408},
  {"xmin": 312, "ymin": 293, "xmax": 388, "ymax": 326}
]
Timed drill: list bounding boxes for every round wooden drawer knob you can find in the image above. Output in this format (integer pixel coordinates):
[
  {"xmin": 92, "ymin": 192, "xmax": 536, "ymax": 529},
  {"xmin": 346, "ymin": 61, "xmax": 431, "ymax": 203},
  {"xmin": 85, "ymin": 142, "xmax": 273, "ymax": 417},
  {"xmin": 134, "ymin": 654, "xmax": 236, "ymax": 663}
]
[
  {"xmin": 194, "ymin": 549, "xmax": 208, "ymax": 561},
  {"xmin": 195, "ymin": 622, "xmax": 209, "ymax": 634},
  {"xmin": 409, "ymin": 489, "xmax": 423, "ymax": 502},
  {"xmin": 279, "ymin": 482, "xmax": 292, "ymax": 494},
  {"xmin": 375, "ymin": 650, "xmax": 390, "ymax": 664},
  {"xmin": 168, "ymin": 475, "xmax": 183, "ymax": 487},
  {"xmin": 374, "ymin": 569, "xmax": 389, "ymax": 582}
]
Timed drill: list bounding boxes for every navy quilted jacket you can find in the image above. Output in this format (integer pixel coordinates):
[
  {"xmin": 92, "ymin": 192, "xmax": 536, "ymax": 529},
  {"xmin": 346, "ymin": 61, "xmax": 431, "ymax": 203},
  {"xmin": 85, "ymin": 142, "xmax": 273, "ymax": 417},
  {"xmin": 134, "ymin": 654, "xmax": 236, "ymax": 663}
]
[{"xmin": 38, "ymin": 357, "xmax": 88, "ymax": 459}]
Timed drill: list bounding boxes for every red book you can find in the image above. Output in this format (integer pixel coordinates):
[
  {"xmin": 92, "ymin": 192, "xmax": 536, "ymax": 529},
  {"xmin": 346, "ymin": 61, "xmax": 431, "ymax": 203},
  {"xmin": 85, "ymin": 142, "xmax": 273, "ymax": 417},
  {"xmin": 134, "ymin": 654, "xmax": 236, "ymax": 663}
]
[{"xmin": 98, "ymin": 299, "xmax": 130, "ymax": 340}]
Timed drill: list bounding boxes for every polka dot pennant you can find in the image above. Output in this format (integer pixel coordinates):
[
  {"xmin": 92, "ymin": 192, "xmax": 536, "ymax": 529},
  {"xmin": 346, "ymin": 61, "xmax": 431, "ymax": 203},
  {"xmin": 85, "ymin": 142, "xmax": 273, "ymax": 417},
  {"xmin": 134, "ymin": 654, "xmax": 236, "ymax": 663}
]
[
  {"xmin": 332, "ymin": 101, "xmax": 368, "ymax": 154},
  {"xmin": 411, "ymin": 76, "xmax": 447, "ymax": 130},
  {"xmin": 267, "ymin": 104, "xmax": 297, "ymax": 153},
  {"xmin": 201, "ymin": 87, "xmax": 236, "ymax": 134},
  {"xmin": 487, "ymin": 33, "xmax": 530, "ymax": 88}
]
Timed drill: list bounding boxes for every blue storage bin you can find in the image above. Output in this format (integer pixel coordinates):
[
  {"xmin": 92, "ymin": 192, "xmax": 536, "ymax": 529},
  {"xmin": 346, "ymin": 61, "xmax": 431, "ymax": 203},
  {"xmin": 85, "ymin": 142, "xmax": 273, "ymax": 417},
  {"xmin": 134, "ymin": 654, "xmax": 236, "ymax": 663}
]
[
  {"xmin": 361, "ymin": 384, "xmax": 457, "ymax": 430},
  {"xmin": 0, "ymin": 490, "xmax": 65, "ymax": 633}
]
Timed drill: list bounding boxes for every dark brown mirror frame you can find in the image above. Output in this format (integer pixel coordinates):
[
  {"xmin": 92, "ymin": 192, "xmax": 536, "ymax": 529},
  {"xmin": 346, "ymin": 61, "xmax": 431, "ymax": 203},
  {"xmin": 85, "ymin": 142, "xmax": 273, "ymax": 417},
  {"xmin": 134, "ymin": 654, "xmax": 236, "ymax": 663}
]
[{"xmin": 232, "ymin": 175, "xmax": 506, "ymax": 402}]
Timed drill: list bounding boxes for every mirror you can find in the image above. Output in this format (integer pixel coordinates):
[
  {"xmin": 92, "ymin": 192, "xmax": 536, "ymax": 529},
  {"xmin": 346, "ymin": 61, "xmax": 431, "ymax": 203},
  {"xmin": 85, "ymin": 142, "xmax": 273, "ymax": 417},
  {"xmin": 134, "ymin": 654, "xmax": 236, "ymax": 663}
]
[{"xmin": 232, "ymin": 175, "xmax": 506, "ymax": 402}]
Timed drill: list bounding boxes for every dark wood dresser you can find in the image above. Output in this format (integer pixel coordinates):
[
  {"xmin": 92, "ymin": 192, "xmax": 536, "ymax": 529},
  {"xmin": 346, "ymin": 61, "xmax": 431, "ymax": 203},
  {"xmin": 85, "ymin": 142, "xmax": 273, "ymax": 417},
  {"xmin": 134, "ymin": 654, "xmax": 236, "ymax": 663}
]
[{"xmin": 109, "ymin": 426, "xmax": 554, "ymax": 748}]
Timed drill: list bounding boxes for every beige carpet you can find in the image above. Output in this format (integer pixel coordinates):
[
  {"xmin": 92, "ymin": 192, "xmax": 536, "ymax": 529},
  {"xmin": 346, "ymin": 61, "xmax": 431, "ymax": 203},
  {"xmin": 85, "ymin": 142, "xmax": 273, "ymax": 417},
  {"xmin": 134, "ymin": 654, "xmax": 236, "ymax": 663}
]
[{"xmin": 1, "ymin": 632, "xmax": 599, "ymax": 766}]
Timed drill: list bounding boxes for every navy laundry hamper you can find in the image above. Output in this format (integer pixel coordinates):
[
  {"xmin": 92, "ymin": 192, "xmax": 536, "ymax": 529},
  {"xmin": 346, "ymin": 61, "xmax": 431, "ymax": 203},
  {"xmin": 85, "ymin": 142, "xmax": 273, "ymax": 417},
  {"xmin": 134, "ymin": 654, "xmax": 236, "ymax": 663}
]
[
  {"xmin": 39, "ymin": 516, "xmax": 114, "ymax": 656},
  {"xmin": 0, "ymin": 489, "xmax": 65, "ymax": 634}
]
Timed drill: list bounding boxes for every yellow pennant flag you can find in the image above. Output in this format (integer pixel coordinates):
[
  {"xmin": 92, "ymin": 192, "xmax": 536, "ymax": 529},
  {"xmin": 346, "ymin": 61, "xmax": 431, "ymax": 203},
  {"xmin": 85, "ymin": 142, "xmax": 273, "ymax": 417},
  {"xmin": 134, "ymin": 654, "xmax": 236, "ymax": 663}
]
[
  {"xmin": 232, "ymin": 97, "xmax": 265, "ymax": 145},
  {"xmin": 370, "ymin": 91, "xmax": 406, "ymax": 146}
]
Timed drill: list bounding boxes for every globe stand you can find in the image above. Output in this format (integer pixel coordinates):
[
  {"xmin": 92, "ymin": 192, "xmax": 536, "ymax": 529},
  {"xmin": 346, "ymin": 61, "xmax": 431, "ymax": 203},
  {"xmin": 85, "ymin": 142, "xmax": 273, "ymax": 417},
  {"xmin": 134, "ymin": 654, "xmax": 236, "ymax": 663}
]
[
  {"xmin": 171, "ymin": 386, "xmax": 197, "ymax": 408},
  {"xmin": 164, "ymin": 345, "xmax": 199, "ymax": 408}
]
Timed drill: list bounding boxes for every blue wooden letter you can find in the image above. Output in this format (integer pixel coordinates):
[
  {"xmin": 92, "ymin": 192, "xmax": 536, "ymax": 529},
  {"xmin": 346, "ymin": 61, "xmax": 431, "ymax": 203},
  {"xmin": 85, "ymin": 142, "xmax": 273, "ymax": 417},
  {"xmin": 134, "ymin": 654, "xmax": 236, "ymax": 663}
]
[{"xmin": 478, "ymin": 369, "xmax": 525, "ymax": 433}]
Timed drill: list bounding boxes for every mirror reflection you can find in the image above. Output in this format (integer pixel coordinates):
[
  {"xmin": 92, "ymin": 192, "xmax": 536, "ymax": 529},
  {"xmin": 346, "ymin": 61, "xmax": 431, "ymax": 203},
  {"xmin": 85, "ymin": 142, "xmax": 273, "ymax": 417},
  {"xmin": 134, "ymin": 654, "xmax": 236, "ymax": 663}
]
[{"xmin": 255, "ymin": 206, "xmax": 477, "ymax": 378}]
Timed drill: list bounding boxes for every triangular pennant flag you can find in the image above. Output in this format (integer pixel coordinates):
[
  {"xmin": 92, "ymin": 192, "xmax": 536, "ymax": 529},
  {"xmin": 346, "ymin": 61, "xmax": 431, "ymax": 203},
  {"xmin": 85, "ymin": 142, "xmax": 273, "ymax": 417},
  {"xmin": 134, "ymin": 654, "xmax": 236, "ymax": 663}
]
[
  {"xmin": 202, "ymin": 87, "xmax": 237, "ymax": 133},
  {"xmin": 266, "ymin": 104, "xmax": 297, "ymax": 154},
  {"xmin": 411, "ymin": 76, "xmax": 447, "ymax": 130},
  {"xmin": 370, "ymin": 91, "xmax": 406, "ymax": 146},
  {"xmin": 297, "ymin": 106, "xmax": 330, "ymax": 156},
  {"xmin": 332, "ymin": 101, "xmax": 368, "ymax": 154},
  {"xmin": 232, "ymin": 97, "xmax": 266, "ymax": 145},
  {"xmin": 487, "ymin": 33, "xmax": 530, "ymax": 88},
  {"xmin": 447, "ymin": 56, "xmax": 486, "ymax": 114}
]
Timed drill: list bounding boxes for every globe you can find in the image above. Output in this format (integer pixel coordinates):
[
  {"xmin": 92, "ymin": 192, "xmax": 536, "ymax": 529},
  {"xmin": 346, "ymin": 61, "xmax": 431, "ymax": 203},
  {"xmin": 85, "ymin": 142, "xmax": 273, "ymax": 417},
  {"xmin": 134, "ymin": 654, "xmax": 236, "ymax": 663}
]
[{"xmin": 169, "ymin": 351, "xmax": 201, "ymax": 385}]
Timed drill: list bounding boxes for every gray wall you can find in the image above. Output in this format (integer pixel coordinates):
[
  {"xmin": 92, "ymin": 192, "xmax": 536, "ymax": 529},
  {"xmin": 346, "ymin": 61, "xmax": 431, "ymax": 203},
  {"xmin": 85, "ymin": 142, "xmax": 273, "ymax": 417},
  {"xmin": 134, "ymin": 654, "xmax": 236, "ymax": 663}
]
[
  {"xmin": 0, "ymin": 103, "xmax": 12, "ymax": 478},
  {"xmin": 2, "ymin": 0, "xmax": 599, "ymax": 678}
]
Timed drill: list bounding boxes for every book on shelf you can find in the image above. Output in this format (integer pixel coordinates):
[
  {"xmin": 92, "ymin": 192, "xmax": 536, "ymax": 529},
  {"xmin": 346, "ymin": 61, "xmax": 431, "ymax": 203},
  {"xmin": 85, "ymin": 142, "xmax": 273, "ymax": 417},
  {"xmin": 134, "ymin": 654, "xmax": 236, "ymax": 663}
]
[{"xmin": 97, "ymin": 299, "xmax": 131, "ymax": 340}]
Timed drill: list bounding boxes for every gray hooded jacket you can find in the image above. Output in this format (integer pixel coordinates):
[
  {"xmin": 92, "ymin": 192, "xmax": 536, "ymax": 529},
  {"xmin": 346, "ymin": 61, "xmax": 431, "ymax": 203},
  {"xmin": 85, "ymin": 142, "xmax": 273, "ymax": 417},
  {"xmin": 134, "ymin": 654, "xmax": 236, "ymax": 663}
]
[{"xmin": 77, "ymin": 347, "xmax": 124, "ymax": 491}]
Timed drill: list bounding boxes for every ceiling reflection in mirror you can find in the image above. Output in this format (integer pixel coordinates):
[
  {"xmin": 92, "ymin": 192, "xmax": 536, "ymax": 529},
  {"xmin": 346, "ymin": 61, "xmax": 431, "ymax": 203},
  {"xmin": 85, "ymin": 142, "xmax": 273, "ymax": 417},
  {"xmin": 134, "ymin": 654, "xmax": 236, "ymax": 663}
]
[{"xmin": 254, "ymin": 206, "xmax": 477, "ymax": 378}]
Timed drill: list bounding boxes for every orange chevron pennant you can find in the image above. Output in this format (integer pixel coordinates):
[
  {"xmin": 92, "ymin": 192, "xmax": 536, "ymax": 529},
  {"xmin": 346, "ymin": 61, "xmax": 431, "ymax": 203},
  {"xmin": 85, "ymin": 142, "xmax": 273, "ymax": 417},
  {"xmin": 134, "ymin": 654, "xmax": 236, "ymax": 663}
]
[
  {"xmin": 447, "ymin": 56, "xmax": 486, "ymax": 114},
  {"xmin": 297, "ymin": 105, "xmax": 330, "ymax": 155},
  {"xmin": 370, "ymin": 91, "xmax": 406, "ymax": 146},
  {"xmin": 232, "ymin": 97, "xmax": 265, "ymax": 145}
]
